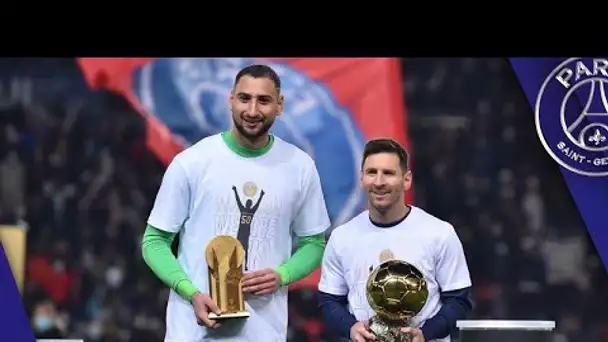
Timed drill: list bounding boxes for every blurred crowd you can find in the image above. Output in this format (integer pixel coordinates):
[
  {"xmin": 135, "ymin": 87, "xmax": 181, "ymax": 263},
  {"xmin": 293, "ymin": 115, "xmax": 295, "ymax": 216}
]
[{"xmin": 0, "ymin": 58, "xmax": 606, "ymax": 342}]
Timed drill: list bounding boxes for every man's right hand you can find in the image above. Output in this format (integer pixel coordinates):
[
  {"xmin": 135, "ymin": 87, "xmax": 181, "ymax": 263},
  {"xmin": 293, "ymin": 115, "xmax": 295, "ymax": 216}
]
[
  {"xmin": 191, "ymin": 292, "xmax": 223, "ymax": 329},
  {"xmin": 350, "ymin": 320, "xmax": 376, "ymax": 342}
]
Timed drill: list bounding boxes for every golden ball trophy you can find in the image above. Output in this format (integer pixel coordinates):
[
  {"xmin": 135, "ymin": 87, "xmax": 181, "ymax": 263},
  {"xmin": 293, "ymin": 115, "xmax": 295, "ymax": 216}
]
[
  {"xmin": 366, "ymin": 259, "xmax": 429, "ymax": 342},
  {"xmin": 205, "ymin": 235, "xmax": 250, "ymax": 320}
]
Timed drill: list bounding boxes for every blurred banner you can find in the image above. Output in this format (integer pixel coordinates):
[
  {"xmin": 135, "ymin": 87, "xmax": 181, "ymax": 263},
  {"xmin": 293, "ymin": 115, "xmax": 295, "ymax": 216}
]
[
  {"xmin": 77, "ymin": 57, "xmax": 412, "ymax": 289},
  {"xmin": 0, "ymin": 227, "xmax": 36, "ymax": 341},
  {"xmin": 510, "ymin": 57, "xmax": 608, "ymax": 270},
  {"xmin": 0, "ymin": 225, "xmax": 26, "ymax": 293}
]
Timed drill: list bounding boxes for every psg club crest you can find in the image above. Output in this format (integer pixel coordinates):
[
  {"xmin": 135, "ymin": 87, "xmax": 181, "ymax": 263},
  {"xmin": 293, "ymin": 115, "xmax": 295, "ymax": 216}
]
[
  {"xmin": 131, "ymin": 58, "xmax": 367, "ymax": 225},
  {"xmin": 535, "ymin": 57, "xmax": 608, "ymax": 177}
]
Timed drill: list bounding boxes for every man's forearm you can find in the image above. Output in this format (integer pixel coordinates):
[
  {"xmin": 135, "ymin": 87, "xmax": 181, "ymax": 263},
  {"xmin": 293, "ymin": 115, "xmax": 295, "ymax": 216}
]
[
  {"xmin": 275, "ymin": 233, "xmax": 325, "ymax": 286},
  {"xmin": 318, "ymin": 291, "xmax": 357, "ymax": 339},
  {"xmin": 141, "ymin": 225, "xmax": 199, "ymax": 302},
  {"xmin": 420, "ymin": 287, "xmax": 473, "ymax": 341}
]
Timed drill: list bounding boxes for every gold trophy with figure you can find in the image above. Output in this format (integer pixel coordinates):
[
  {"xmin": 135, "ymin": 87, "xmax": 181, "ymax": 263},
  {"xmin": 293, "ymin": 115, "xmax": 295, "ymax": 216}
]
[
  {"xmin": 205, "ymin": 235, "xmax": 250, "ymax": 320},
  {"xmin": 366, "ymin": 259, "xmax": 429, "ymax": 342}
]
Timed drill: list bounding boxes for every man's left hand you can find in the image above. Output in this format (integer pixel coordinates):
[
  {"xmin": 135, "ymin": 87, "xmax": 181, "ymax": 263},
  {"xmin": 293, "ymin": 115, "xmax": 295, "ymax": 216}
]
[
  {"xmin": 400, "ymin": 327, "xmax": 425, "ymax": 342},
  {"xmin": 242, "ymin": 268, "xmax": 282, "ymax": 295}
]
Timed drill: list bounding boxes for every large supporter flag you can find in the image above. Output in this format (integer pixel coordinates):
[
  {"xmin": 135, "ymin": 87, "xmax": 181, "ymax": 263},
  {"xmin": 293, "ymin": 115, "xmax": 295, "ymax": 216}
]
[{"xmin": 77, "ymin": 57, "xmax": 412, "ymax": 288}]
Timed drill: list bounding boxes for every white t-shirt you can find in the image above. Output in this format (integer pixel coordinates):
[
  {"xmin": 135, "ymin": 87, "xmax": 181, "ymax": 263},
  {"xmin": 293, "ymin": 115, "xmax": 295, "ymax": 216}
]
[
  {"xmin": 318, "ymin": 206, "xmax": 472, "ymax": 342},
  {"xmin": 148, "ymin": 133, "xmax": 331, "ymax": 342}
]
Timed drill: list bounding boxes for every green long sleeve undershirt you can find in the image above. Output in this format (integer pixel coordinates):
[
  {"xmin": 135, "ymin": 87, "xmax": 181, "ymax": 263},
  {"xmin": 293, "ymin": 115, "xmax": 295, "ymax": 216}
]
[{"xmin": 141, "ymin": 225, "xmax": 326, "ymax": 302}]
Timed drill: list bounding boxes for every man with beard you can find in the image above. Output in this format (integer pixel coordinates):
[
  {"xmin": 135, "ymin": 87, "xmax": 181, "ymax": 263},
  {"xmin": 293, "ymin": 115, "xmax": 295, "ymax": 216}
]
[
  {"xmin": 317, "ymin": 138, "xmax": 473, "ymax": 342},
  {"xmin": 142, "ymin": 64, "xmax": 331, "ymax": 342}
]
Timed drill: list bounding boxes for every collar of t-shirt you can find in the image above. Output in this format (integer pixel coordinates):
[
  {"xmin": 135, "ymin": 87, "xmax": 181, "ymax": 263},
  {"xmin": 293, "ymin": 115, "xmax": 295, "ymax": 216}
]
[{"xmin": 221, "ymin": 130, "xmax": 275, "ymax": 158}]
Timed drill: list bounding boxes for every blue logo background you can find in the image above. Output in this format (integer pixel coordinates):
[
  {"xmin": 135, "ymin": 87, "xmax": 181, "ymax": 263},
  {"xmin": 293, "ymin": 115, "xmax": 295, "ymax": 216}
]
[{"xmin": 536, "ymin": 58, "xmax": 608, "ymax": 176}]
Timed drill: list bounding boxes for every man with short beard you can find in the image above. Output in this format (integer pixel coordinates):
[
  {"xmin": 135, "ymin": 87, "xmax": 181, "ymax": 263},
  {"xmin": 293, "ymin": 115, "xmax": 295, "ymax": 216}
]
[
  {"xmin": 318, "ymin": 138, "xmax": 473, "ymax": 342},
  {"xmin": 142, "ymin": 64, "xmax": 330, "ymax": 342}
]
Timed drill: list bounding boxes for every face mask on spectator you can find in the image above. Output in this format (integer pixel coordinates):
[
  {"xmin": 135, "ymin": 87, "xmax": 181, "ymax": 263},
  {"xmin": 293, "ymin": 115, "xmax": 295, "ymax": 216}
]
[
  {"xmin": 105, "ymin": 265, "xmax": 124, "ymax": 288},
  {"xmin": 34, "ymin": 315, "xmax": 53, "ymax": 332},
  {"xmin": 87, "ymin": 321, "xmax": 103, "ymax": 339}
]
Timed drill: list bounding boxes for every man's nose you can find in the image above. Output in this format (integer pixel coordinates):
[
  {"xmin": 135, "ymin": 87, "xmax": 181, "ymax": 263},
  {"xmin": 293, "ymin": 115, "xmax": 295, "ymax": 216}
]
[
  {"xmin": 373, "ymin": 174, "xmax": 386, "ymax": 186},
  {"xmin": 247, "ymin": 100, "xmax": 259, "ymax": 113}
]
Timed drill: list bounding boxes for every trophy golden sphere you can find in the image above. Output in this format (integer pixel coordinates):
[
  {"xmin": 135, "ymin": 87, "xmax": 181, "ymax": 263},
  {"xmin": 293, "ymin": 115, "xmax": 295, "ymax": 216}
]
[{"xmin": 366, "ymin": 259, "xmax": 429, "ymax": 323}]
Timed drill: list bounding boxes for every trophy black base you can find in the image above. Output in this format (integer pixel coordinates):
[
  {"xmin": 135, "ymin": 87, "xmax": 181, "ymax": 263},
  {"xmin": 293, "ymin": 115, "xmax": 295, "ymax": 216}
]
[
  {"xmin": 459, "ymin": 330, "xmax": 552, "ymax": 342},
  {"xmin": 208, "ymin": 312, "xmax": 250, "ymax": 320},
  {"xmin": 369, "ymin": 316, "xmax": 412, "ymax": 342}
]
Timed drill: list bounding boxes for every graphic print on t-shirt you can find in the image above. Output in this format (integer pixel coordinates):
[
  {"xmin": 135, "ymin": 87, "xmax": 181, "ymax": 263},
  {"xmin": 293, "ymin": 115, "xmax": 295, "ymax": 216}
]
[
  {"xmin": 348, "ymin": 248, "xmax": 401, "ymax": 319},
  {"xmin": 369, "ymin": 249, "xmax": 396, "ymax": 273},
  {"xmin": 232, "ymin": 182, "xmax": 265, "ymax": 271}
]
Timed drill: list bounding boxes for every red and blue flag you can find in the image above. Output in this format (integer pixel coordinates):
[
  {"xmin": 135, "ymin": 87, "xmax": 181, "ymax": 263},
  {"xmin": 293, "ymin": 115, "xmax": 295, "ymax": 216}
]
[{"xmin": 77, "ymin": 57, "xmax": 412, "ymax": 288}]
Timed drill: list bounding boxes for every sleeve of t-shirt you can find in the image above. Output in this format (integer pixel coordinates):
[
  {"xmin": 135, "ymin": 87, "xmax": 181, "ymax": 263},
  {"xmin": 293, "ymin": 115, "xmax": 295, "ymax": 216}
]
[
  {"xmin": 291, "ymin": 158, "xmax": 331, "ymax": 237},
  {"xmin": 147, "ymin": 158, "xmax": 190, "ymax": 233},
  {"xmin": 318, "ymin": 232, "xmax": 348, "ymax": 296},
  {"xmin": 435, "ymin": 224, "xmax": 472, "ymax": 292}
]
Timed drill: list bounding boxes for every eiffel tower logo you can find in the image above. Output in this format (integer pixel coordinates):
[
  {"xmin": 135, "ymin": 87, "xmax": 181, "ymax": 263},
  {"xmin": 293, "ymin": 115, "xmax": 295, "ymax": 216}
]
[{"xmin": 565, "ymin": 79, "xmax": 608, "ymax": 150}]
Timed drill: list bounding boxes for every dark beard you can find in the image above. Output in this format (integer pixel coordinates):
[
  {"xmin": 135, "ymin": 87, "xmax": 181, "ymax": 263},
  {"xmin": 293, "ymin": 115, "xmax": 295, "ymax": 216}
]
[
  {"xmin": 233, "ymin": 117, "xmax": 274, "ymax": 141},
  {"xmin": 371, "ymin": 202, "xmax": 390, "ymax": 215},
  {"xmin": 369, "ymin": 195, "xmax": 395, "ymax": 215}
]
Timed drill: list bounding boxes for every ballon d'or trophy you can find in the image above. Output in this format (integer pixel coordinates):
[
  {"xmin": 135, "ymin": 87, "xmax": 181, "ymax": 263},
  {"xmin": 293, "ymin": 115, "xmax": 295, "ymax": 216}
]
[
  {"xmin": 205, "ymin": 235, "xmax": 250, "ymax": 320},
  {"xmin": 366, "ymin": 259, "xmax": 429, "ymax": 342}
]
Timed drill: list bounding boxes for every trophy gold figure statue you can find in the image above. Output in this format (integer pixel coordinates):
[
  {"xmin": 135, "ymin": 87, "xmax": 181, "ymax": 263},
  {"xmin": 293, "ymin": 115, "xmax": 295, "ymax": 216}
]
[
  {"xmin": 366, "ymin": 259, "xmax": 429, "ymax": 342},
  {"xmin": 205, "ymin": 235, "xmax": 250, "ymax": 320}
]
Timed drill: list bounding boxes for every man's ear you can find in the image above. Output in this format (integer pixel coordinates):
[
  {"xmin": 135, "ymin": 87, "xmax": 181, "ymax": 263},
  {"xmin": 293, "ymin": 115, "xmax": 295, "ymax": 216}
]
[
  {"xmin": 403, "ymin": 169, "xmax": 413, "ymax": 191},
  {"xmin": 277, "ymin": 94, "xmax": 284, "ymax": 116}
]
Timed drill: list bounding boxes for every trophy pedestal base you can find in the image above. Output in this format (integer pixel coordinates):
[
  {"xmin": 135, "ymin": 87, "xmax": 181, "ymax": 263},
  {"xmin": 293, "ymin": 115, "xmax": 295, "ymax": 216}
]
[
  {"xmin": 208, "ymin": 312, "xmax": 250, "ymax": 320},
  {"xmin": 369, "ymin": 316, "xmax": 412, "ymax": 342},
  {"xmin": 456, "ymin": 320, "xmax": 556, "ymax": 342}
]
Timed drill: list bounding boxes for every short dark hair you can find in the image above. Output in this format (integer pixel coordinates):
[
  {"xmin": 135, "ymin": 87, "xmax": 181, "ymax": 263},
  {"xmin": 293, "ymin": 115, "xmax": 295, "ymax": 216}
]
[
  {"xmin": 234, "ymin": 64, "xmax": 281, "ymax": 93},
  {"xmin": 361, "ymin": 138, "xmax": 409, "ymax": 171}
]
